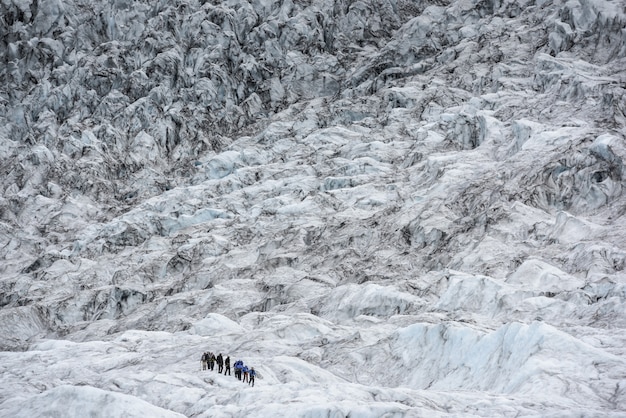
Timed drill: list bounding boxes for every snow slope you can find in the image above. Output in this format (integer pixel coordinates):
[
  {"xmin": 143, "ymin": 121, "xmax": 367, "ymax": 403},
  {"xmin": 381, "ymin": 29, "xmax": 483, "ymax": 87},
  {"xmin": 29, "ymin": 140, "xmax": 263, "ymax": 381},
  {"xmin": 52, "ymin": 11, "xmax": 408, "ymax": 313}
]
[{"xmin": 1, "ymin": 0, "xmax": 626, "ymax": 416}]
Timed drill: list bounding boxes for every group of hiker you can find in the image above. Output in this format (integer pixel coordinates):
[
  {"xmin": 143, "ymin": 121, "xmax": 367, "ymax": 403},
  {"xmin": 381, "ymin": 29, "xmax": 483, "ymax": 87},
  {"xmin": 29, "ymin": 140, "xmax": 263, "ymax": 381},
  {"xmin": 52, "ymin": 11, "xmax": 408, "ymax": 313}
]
[{"xmin": 201, "ymin": 352, "xmax": 257, "ymax": 387}]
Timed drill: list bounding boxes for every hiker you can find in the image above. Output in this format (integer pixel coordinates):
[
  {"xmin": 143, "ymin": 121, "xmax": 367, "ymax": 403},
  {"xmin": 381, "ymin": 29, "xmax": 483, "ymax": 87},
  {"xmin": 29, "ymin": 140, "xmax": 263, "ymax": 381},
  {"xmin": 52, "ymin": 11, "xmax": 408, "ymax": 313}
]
[
  {"xmin": 224, "ymin": 356, "xmax": 231, "ymax": 376},
  {"xmin": 209, "ymin": 352, "xmax": 216, "ymax": 371},
  {"xmin": 217, "ymin": 353, "xmax": 224, "ymax": 374},
  {"xmin": 249, "ymin": 367, "xmax": 256, "ymax": 387},
  {"xmin": 234, "ymin": 360, "xmax": 243, "ymax": 380},
  {"xmin": 242, "ymin": 365, "xmax": 249, "ymax": 383},
  {"xmin": 201, "ymin": 352, "xmax": 208, "ymax": 371}
]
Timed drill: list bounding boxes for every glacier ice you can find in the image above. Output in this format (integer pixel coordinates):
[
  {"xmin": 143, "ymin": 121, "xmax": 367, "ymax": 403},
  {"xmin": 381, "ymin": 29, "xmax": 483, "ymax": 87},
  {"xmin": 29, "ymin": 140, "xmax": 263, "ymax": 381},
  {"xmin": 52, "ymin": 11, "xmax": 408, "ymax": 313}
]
[{"xmin": 1, "ymin": 0, "xmax": 626, "ymax": 416}]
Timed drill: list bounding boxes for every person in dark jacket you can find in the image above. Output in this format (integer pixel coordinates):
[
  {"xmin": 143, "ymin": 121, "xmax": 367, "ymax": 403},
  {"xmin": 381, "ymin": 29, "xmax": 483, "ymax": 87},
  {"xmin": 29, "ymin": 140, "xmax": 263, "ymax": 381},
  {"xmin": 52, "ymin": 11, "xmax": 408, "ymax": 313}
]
[
  {"xmin": 249, "ymin": 367, "xmax": 256, "ymax": 387},
  {"xmin": 217, "ymin": 353, "xmax": 224, "ymax": 373},
  {"xmin": 224, "ymin": 356, "xmax": 231, "ymax": 376},
  {"xmin": 201, "ymin": 352, "xmax": 208, "ymax": 370},
  {"xmin": 209, "ymin": 352, "xmax": 216, "ymax": 371}
]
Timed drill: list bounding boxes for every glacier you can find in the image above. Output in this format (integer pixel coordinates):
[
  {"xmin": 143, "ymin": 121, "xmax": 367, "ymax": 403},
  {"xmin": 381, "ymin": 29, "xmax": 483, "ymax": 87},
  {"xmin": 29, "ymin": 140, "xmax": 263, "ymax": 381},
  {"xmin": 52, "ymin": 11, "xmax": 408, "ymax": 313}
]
[{"xmin": 1, "ymin": 0, "xmax": 626, "ymax": 416}]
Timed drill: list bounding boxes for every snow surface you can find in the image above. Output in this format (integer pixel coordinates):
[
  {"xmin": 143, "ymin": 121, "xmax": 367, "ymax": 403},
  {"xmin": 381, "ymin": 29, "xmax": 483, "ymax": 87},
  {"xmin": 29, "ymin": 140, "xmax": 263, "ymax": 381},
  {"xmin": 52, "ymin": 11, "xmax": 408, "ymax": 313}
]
[{"xmin": 1, "ymin": 0, "xmax": 626, "ymax": 416}]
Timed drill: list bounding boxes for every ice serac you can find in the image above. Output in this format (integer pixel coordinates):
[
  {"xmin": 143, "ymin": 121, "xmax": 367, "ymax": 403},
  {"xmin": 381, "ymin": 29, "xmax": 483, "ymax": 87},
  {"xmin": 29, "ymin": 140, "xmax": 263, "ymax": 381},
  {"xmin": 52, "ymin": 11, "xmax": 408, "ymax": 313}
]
[
  {"xmin": 392, "ymin": 321, "xmax": 623, "ymax": 398},
  {"xmin": 1, "ymin": 0, "xmax": 626, "ymax": 416}
]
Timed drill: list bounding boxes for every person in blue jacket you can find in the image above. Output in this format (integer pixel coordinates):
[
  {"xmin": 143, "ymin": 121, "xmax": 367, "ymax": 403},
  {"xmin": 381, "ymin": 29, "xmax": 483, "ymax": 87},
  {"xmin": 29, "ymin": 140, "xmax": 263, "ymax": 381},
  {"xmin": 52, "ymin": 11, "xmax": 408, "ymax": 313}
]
[
  {"xmin": 249, "ymin": 367, "xmax": 256, "ymax": 387},
  {"xmin": 242, "ymin": 365, "xmax": 249, "ymax": 383},
  {"xmin": 234, "ymin": 360, "xmax": 243, "ymax": 380}
]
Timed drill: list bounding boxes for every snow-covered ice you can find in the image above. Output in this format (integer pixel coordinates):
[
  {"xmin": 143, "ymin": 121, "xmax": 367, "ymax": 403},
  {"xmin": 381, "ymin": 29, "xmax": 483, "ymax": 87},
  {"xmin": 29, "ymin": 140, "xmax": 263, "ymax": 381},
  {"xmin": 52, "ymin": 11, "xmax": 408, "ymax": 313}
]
[{"xmin": 1, "ymin": 0, "xmax": 626, "ymax": 416}]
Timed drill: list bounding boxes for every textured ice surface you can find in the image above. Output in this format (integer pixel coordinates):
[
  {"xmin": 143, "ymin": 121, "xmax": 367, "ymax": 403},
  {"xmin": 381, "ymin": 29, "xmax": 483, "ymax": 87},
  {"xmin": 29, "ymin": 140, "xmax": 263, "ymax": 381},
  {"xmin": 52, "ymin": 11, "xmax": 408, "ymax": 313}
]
[{"xmin": 1, "ymin": 0, "xmax": 626, "ymax": 416}]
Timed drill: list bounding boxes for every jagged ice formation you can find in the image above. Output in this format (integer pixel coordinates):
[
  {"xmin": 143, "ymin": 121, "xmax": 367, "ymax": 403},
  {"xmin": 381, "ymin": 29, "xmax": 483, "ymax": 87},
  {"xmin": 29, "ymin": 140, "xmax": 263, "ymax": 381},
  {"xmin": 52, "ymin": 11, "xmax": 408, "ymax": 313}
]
[{"xmin": 1, "ymin": 0, "xmax": 626, "ymax": 416}]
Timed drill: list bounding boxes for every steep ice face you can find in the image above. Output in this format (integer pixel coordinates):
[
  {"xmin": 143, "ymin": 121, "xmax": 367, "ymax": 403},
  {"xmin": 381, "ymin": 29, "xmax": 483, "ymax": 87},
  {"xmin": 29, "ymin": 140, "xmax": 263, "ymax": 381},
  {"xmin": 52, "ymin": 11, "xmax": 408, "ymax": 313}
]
[{"xmin": 1, "ymin": 0, "xmax": 626, "ymax": 416}]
